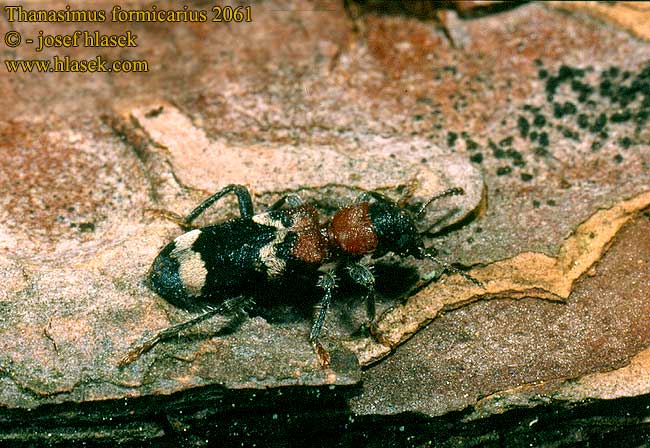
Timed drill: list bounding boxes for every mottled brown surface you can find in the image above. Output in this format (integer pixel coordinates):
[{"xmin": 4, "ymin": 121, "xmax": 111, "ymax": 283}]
[
  {"xmin": 0, "ymin": 0, "xmax": 648, "ymax": 437},
  {"xmin": 350, "ymin": 191, "xmax": 650, "ymax": 365},
  {"xmin": 352, "ymin": 213, "xmax": 650, "ymax": 417}
]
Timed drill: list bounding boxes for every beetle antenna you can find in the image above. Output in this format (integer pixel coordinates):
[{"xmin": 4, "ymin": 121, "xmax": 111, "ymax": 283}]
[
  {"xmin": 416, "ymin": 187, "xmax": 465, "ymax": 219},
  {"xmin": 420, "ymin": 247, "xmax": 484, "ymax": 288}
]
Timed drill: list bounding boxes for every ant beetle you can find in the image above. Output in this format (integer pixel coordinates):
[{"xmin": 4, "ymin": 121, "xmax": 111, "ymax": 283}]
[{"xmin": 120, "ymin": 184, "xmax": 482, "ymax": 366}]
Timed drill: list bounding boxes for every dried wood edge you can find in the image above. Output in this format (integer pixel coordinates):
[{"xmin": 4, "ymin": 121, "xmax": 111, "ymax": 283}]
[
  {"xmin": 470, "ymin": 348, "xmax": 650, "ymax": 419},
  {"xmin": 347, "ymin": 190, "xmax": 650, "ymax": 366},
  {"xmin": 546, "ymin": 1, "xmax": 650, "ymax": 41}
]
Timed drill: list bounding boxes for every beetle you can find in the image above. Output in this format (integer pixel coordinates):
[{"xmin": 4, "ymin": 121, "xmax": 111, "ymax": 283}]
[{"xmin": 119, "ymin": 184, "xmax": 482, "ymax": 366}]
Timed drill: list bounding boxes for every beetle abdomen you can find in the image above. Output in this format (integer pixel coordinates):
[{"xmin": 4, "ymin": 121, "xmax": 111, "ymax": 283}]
[{"xmin": 148, "ymin": 220, "xmax": 278, "ymax": 310}]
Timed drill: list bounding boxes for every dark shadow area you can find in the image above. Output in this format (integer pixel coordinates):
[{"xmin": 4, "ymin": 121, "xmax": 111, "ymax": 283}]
[
  {"xmin": 0, "ymin": 383, "xmax": 361, "ymax": 447},
  {"xmin": 1, "ymin": 385, "xmax": 648, "ymax": 446},
  {"xmin": 242, "ymin": 261, "xmax": 421, "ymax": 326}
]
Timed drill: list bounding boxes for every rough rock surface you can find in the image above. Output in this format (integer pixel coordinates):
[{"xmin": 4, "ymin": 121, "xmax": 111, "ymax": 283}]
[{"xmin": 0, "ymin": 0, "xmax": 649, "ymax": 445}]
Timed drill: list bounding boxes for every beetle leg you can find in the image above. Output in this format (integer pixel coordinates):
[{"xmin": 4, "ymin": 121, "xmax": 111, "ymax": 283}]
[
  {"xmin": 309, "ymin": 271, "xmax": 337, "ymax": 367},
  {"xmin": 184, "ymin": 184, "xmax": 255, "ymax": 225},
  {"xmin": 363, "ymin": 190, "xmax": 395, "ymax": 205},
  {"xmin": 118, "ymin": 296, "xmax": 249, "ymax": 367},
  {"xmin": 310, "ymin": 272, "xmax": 336, "ymax": 342},
  {"xmin": 346, "ymin": 260, "xmax": 376, "ymax": 322},
  {"xmin": 421, "ymin": 248, "xmax": 484, "ymax": 288},
  {"xmin": 268, "ymin": 193, "xmax": 303, "ymax": 211},
  {"xmin": 145, "ymin": 208, "xmax": 199, "ymax": 230}
]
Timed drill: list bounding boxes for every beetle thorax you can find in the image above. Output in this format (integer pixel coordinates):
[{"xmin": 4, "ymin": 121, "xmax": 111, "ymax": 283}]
[{"xmin": 327, "ymin": 203, "xmax": 378, "ymax": 255}]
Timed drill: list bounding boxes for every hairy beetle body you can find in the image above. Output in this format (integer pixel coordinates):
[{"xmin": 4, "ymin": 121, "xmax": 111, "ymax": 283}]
[
  {"xmin": 120, "ymin": 184, "xmax": 481, "ymax": 367},
  {"xmin": 149, "ymin": 204, "xmax": 327, "ymax": 311}
]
